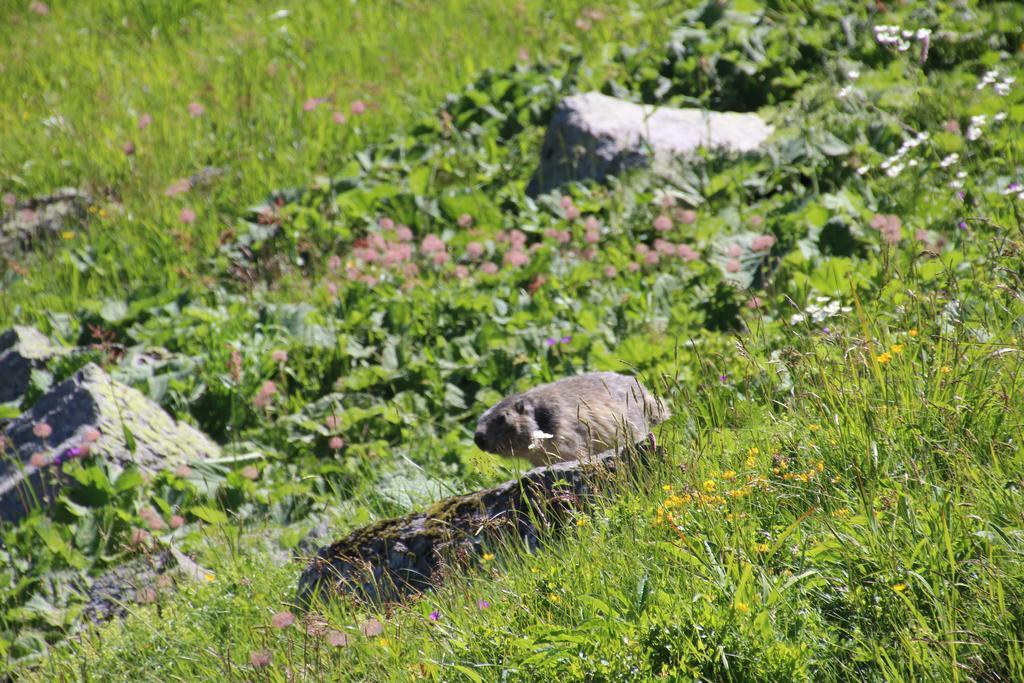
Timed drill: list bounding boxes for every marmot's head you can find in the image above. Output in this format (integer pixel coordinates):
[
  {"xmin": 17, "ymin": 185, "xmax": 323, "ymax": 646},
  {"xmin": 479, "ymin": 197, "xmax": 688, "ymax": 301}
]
[{"xmin": 474, "ymin": 393, "xmax": 557, "ymax": 460}]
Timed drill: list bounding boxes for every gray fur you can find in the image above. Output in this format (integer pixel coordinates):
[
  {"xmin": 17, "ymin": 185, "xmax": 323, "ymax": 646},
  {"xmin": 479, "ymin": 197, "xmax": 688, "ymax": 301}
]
[{"xmin": 474, "ymin": 372, "xmax": 670, "ymax": 465}]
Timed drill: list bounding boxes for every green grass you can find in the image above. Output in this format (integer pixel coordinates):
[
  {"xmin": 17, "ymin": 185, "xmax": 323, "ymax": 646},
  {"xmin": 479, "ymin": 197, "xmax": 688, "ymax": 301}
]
[
  {"xmin": 3, "ymin": 0, "xmax": 1024, "ymax": 680},
  {"xmin": 0, "ymin": 0, "xmax": 673, "ymax": 321}
]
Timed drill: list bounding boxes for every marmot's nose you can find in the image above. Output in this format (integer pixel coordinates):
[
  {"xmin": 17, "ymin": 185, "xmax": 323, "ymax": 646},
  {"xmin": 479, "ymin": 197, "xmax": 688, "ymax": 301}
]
[{"xmin": 474, "ymin": 431, "xmax": 487, "ymax": 450}]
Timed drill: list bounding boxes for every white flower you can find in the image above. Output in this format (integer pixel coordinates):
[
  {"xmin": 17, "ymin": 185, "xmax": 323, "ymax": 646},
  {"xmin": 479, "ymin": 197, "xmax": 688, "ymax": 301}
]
[
  {"xmin": 995, "ymin": 81, "xmax": 1012, "ymax": 96},
  {"xmin": 939, "ymin": 153, "xmax": 959, "ymax": 168},
  {"xmin": 970, "ymin": 114, "xmax": 987, "ymax": 126},
  {"xmin": 837, "ymin": 85, "xmax": 853, "ymax": 98},
  {"xmin": 857, "ymin": 165, "xmax": 871, "ymax": 175},
  {"xmin": 915, "ymin": 28, "xmax": 932, "ymax": 40},
  {"xmin": 847, "ymin": 69, "xmax": 861, "ymax": 80},
  {"xmin": 966, "ymin": 126, "xmax": 983, "ymax": 141},
  {"xmin": 956, "ymin": 170, "xmax": 968, "ymax": 179},
  {"xmin": 1002, "ymin": 182, "xmax": 1023, "ymax": 196},
  {"xmin": 886, "ymin": 163, "xmax": 905, "ymax": 178},
  {"xmin": 908, "ymin": 159, "xmax": 919, "ymax": 167},
  {"xmin": 994, "ymin": 112, "xmax": 1008, "ymax": 123},
  {"xmin": 270, "ymin": 8, "xmax": 289, "ymax": 19},
  {"xmin": 949, "ymin": 179, "xmax": 964, "ymax": 189}
]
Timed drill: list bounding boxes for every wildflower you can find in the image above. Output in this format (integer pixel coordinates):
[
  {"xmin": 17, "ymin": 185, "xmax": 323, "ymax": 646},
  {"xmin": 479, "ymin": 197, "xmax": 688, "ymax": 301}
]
[
  {"xmin": 360, "ymin": 618, "xmax": 383, "ymax": 637},
  {"xmin": 517, "ymin": 47, "xmax": 529, "ymax": 61},
  {"xmin": 876, "ymin": 352, "xmax": 892, "ymax": 364},
  {"xmin": 129, "ymin": 528, "xmax": 152, "ymax": 547},
  {"xmin": 727, "ymin": 244, "xmax": 743, "ymax": 258},
  {"xmin": 328, "ymin": 436, "xmax": 344, "ymax": 451},
  {"xmin": 754, "ymin": 543, "xmax": 770, "ymax": 553},
  {"xmin": 726, "ymin": 258, "xmax": 742, "ymax": 273},
  {"xmin": 170, "ymin": 514, "xmax": 185, "ymax": 529},
  {"xmin": 175, "ymin": 464, "xmax": 193, "ymax": 478},
  {"xmin": 735, "ymin": 601, "xmax": 750, "ymax": 613},
  {"xmin": 719, "ymin": 374, "xmax": 728, "ymax": 382},
  {"xmin": 33, "ymin": 422, "xmax": 52, "ymax": 439},
  {"xmin": 603, "ymin": 265, "xmax": 617, "ymax": 278},
  {"xmin": 165, "ymin": 178, "xmax": 191, "ymax": 196},
  {"xmin": 565, "ymin": 205, "xmax": 580, "ymax": 220},
  {"xmin": 428, "ymin": 610, "xmax": 440, "ymax": 622},
  {"xmin": 809, "ymin": 424, "xmax": 821, "ymax": 432},
  {"xmin": 676, "ymin": 208, "xmax": 697, "ymax": 224},
  {"xmin": 179, "ymin": 207, "xmax": 197, "ymax": 224},
  {"xmin": 857, "ymin": 165, "xmax": 870, "ymax": 175},
  {"xmin": 480, "ymin": 261, "xmax": 499, "ymax": 275},
  {"xmin": 909, "ymin": 328, "xmax": 918, "ymax": 337},
  {"xmin": 457, "ymin": 213, "xmax": 473, "ymax": 228},
  {"xmin": 891, "ymin": 583, "xmax": 907, "ymax": 592},
  {"xmin": 677, "ymin": 244, "xmax": 699, "ymax": 262},
  {"xmin": 350, "ymin": 100, "xmax": 367, "ymax": 115},
  {"xmin": 252, "ymin": 380, "xmax": 277, "ymax": 408},
  {"xmin": 627, "ymin": 262, "xmax": 640, "ymax": 273},
  {"xmin": 703, "ymin": 479, "xmax": 716, "ymax": 492},
  {"xmin": 29, "ymin": 2, "xmax": 49, "ymax": 15},
  {"xmin": 2, "ymin": 192, "xmax": 15, "ymax": 207},
  {"xmin": 746, "ymin": 296, "xmax": 763, "ymax": 310},
  {"xmin": 890, "ymin": 343, "xmax": 904, "ymax": 354},
  {"xmin": 29, "ymin": 452, "xmax": 49, "ymax": 468},
  {"xmin": 303, "ymin": 97, "xmax": 323, "ymax": 112},
  {"xmin": 585, "ymin": 228, "xmax": 600, "ymax": 244},
  {"xmin": 270, "ymin": 349, "xmax": 288, "ymax": 364},
  {"xmin": 327, "ymin": 630, "xmax": 349, "ymax": 647},
  {"xmin": 722, "ymin": 470, "xmax": 737, "ymax": 481},
  {"xmin": 250, "ymin": 650, "xmax": 271, "ymax": 668},
  {"xmin": 420, "ymin": 234, "xmax": 445, "ymax": 254},
  {"xmin": 241, "ymin": 465, "xmax": 259, "ymax": 481},
  {"xmin": 476, "ymin": 599, "xmax": 490, "ymax": 610},
  {"xmin": 576, "ymin": 516, "xmax": 587, "ymax": 527},
  {"xmin": 940, "ymin": 365, "xmax": 951, "ymax": 374},
  {"xmin": 332, "ymin": 111, "xmax": 346, "ymax": 124},
  {"xmin": 644, "ymin": 251, "xmax": 660, "ymax": 266},
  {"xmin": 503, "ymin": 250, "xmax": 529, "ymax": 268},
  {"xmin": 750, "ymin": 234, "xmax": 776, "ymax": 252},
  {"xmin": 140, "ymin": 506, "xmax": 166, "ymax": 531},
  {"xmin": 653, "ymin": 215, "xmax": 672, "ymax": 232},
  {"xmin": 939, "ymin": 153, "xmax": 959, "ymax": 169},
  {"xmin": 271, "ymin": 611, "xmax": 296, "ymax": 629},
  {"xmin": 123, "ymin": 140, "xmax": 136, "ymax": 156},
  {"xmin": 187, "ymin": 101, "xmax": 205, "ymax": 117}
]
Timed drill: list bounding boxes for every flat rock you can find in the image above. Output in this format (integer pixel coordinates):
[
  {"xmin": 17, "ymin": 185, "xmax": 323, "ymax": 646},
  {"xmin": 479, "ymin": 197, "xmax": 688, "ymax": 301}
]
[
  {"xmin": 0, "ymin": 363, "xmax": 221, "ymax": 523},
  {"xmin": 296, "ymin": 442, "xmax": 656, "ymax": 606},
  {"xmin": 0, "ymin": 188, "xmax": 91, "ymax": 256},
  {"xmin": 527, "ymin": 92, "xmax": 773, "ymax": 195}
]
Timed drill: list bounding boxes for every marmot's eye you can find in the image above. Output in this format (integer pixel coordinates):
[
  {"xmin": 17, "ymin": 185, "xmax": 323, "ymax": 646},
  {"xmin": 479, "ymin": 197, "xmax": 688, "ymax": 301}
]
[{"xmin": 514, "ymin": 400, "xmax": 525, "ymax": 414}]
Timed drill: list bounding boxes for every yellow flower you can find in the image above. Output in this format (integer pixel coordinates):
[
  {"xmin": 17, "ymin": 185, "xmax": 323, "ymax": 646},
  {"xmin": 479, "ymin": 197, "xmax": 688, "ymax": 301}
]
[
  {"xmin": 548, "ymin": 593, "xmax": 560, "ymax": 603},
  {"xmin": 816, "ymin": 461, "xmax": 824, "ymax": 472},
  {"xmin": 890, "ymin": 343, "xmax": 904, "ymax": 354},
  {"xmin": 891, "ymin": 583, "xmax": 907, "ymax": 592},
  {"xmin": 722, "ymin": 469, "xmax": 737, "ymax": 481},
  {"xmin": 735, "ymin": 601, "xmax": 750, "ymax": 613},
  {"xmin": 204, "ymin": 573, "xmax": 215, "ymax": 582},
  {"xmin": 909, "ymin": 328, "xmax": 918, "ymax": 337},
  {"xmin": 482, "ymin": 553, "xmax": 495, "ymax": 562},
  {"xmin": 98, "ymin": 208, "xmax": 108, "ymax": 219},
  {"xmin": 940, "ymin": 366, "xmax": 951, "ymax": 374},
  {"xmin": 876, "ymin": 352, "xmax": 892, "ymax": 364},
  {"xmin": 575, "ymin": 517, "xmax": 587, "ymax": 527},
  {"xmin": 808, "ymin": 424, "xmax": 820, "ymax": 432},
  {"xmin": 662, "ymin": 484, "xmax": 673, "ymax": 492},
  {"xmin": 747, "ymin": 447, "xmax": 759, "ymax": 457},
  {"xmin": 832, "ymin": 507, "xmax": 850, "ymax": 519},
  {"xmin": 61, "ymin": 231, "xmax": 75, "ymax": 240},
  {"xmin": 702, "ymin": 479, "xmax": 716, "ymax": 492},
  {"xmin": 754, "ymin": 542, "xmax": 770, "ymax": 553}
]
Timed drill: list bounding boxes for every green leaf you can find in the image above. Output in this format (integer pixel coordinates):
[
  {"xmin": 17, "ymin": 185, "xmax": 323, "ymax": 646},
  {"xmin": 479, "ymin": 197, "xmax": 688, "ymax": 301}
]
[{"xmin": 190, "ymin": 505, "xmax": 229, "ymax": 525}]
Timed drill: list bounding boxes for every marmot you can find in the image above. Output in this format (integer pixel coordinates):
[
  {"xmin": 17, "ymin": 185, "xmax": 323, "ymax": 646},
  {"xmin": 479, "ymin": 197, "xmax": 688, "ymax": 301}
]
[{"xmin": 473, "ymin": 372, "xmax": 670, "ymax": 465}]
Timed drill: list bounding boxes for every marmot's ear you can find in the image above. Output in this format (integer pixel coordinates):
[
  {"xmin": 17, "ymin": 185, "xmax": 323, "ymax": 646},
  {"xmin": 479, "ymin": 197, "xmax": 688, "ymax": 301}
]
[{"xmin": 514, "ymin": 399, "xmax": 525, "ymax": 414}]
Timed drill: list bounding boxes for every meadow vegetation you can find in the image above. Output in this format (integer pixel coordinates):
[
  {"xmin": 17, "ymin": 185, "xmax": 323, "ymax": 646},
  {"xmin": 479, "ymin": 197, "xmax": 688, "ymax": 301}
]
[{"xmin": 2, "ymin": 0, "xmax": 1024, "ymax": 680}]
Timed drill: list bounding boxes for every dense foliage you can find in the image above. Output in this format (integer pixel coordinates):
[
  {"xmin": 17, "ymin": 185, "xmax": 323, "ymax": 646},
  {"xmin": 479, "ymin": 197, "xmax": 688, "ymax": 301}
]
[{"xmin": 2, "ymin": 0, "xmax": 1024, "ymax": 680}]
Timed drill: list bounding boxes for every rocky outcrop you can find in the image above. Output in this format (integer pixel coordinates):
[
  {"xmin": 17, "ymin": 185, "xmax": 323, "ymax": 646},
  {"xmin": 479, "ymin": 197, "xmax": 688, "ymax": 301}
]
[
  {"xmin": 0, "ymin": 188, "xmax": 91, "ymax": 256},
  {"xmin": 0, "ymin": 363, "xmax": 221, "ymax": 523},
  {"xmin": 296, "ymin": 441, "xmax": 656, "ymax": 606},
  {"xmin": 527, "ymin": 92, "xmax": 773, "ymax": 195},
  {"xmin": 0, "ymin": 326, "xmax": 66, "ymax": 404}
]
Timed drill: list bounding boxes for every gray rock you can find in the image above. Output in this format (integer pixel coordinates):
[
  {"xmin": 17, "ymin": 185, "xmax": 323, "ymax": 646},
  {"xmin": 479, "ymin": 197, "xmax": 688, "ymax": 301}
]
[
  {"xmin": 527, "ymin": 92, "xmax": 773, "ymax": 195},
  {"xmin": 0, "ymin": 326, "xmax": 66, "ymax": 404},
  {"xmin": 296, "ymin": 440, "xmax": 657, "ymax": 606},
  {"xmin": 0, "ymin": 363, "xmax": 221, "ymax": 523},
  {"xmin": 0, "ymin": 188, "xmax": 91, "ymax": 256}
]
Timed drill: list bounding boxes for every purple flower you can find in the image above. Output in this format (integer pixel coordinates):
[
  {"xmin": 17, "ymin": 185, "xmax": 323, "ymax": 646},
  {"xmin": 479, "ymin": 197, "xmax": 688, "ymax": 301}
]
[
  {"xmin": 545, "ymin": 338, "xmax": 558, "ymax": 347},
  {"xmin": 822, "ymin": 327, "xmax": 830, "ymax": 335},
  {"xmin": 958, "ymin": 221, "xmax": 968, "ymax": 231},
  {"xmin": 476, "ymin": 599, "xmax": 490, "ymax": 610},
  {"xmin": 560, "ymin": 336, "xmax": 572, "ymax": 344},
  {"xmin": 429, "ymin": 610, "xmax": 440, "ymax": 621},
  {"xmin": 719, "ymin": 375, "xmax": 728, "ymax": 382}
]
